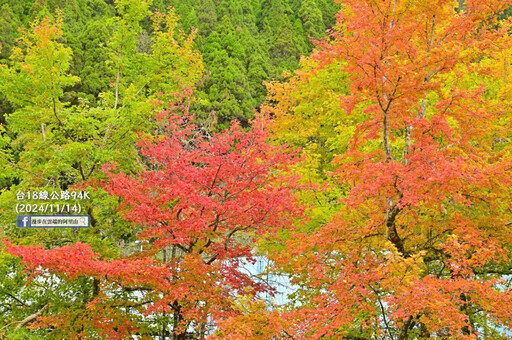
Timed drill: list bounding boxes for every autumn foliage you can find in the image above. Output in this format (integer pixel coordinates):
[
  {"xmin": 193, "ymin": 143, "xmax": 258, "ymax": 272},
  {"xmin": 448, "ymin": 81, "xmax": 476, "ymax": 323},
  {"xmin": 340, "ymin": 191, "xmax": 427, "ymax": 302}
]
[
  {"xmin": 265, "ymin": 0, "xmax": 512, "ymax": 338},
  {"xmin": 5, "ymin": 106, "xmax": 300, "ymax": 338},
  {"xmin": 4, "ymin": 0, "xmax": 512, "ymax": 339}
]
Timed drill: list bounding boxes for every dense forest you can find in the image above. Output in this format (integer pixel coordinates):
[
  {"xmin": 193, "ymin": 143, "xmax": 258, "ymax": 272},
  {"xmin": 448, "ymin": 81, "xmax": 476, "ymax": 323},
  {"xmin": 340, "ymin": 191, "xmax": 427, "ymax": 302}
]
[
  {"xmin": 2, "ymin": 0, "xmax": 512, "ymax": 339},
  {"xmin": 0, "ymin": 0, "xmax": 339, "ymax": 126}
]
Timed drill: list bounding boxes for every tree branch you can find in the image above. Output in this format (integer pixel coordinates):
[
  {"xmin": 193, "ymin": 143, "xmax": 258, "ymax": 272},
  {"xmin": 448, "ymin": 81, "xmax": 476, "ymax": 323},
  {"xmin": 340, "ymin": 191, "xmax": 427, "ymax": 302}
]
[{"xmin": 14, "ymin": 303, "xmax": 49, "ymax": 330}]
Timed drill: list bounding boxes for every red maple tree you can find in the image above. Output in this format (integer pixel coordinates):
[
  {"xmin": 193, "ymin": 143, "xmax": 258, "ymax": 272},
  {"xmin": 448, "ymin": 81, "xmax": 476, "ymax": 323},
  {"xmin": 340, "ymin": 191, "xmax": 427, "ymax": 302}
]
[{"xmin": 5, "ymin": 103, "xmax": 301, "ymax": 338}]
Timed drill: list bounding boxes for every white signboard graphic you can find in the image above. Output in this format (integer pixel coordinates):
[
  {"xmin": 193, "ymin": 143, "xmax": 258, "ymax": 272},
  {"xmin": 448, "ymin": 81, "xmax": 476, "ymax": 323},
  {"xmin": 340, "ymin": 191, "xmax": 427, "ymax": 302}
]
[{"xmin": 17, "ymin": 215, "xmax": 90, "ymax": 228}]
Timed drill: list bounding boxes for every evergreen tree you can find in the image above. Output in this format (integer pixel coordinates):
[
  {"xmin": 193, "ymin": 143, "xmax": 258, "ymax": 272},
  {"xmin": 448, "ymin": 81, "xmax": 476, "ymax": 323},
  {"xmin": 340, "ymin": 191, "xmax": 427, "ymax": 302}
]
[
  {"xmin": 244, "ymin": 31, "xmax": 271, "ymax": 106},
  {"xmin": 196, "ymin": 0, "xmax": 217, "ymax": 36},
  {"xmin": 68, "ymin": 20, "xmax": 115, "ymax": 104},
  {"xmin": 299, "ymin": 0, "xmax": 325, "ymax": 39},
  {"xmin": 0, "ymin": 4, "xmax": 21, "ymax": 61},
  {"xmin": 316, "ymin": 0, "xmax": 340, "ymax": 28},
  {"xmin": 198, "ymin": 17, "xmax": 254, "ymax": 126}
]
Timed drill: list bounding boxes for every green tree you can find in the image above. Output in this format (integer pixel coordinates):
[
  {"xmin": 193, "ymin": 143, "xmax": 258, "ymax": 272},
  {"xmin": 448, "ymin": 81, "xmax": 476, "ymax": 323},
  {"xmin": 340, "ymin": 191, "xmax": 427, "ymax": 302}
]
[
  {"xmin": 299, "ymin": 0, "xmax": 325, "ymax": 39},
  {"xmin": 68, "ymin": 20, "xmax": 115, "ymax": 104},
  {"xmin": 196, "ymin": 0, "xmax": 217, "ymax": 36},
  {"xmin": 197, "ymin": 16, "xmax": 255, "ymax": 126},
  {"xmin": 0, "ymin": 4, "xmax": 21, "ymax": 61}
]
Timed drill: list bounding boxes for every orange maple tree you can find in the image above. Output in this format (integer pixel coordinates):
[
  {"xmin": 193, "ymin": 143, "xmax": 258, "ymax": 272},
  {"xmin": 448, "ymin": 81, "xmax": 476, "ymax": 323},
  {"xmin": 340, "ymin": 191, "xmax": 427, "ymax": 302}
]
[{"xmin": 265, "ymin": 0, "xmax": 512, "ymax": 339}]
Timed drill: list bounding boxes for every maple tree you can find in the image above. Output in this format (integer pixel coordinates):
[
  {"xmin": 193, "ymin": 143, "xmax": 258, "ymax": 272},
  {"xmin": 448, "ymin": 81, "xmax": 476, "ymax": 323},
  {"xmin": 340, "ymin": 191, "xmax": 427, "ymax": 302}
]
[
  {"xmin": 261, "ymin": 0, "xmax": 512, "ymax": 339},
  {"xmin": 4, "ymin": 101, "xmax": 300, "ymax": 338}
]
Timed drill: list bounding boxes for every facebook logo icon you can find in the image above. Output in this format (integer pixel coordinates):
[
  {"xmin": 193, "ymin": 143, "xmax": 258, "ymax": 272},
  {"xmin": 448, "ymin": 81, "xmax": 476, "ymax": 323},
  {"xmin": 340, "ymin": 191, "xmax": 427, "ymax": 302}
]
[{"xmin": 16, "ymin": 215, "xmax": 31, "ymax": 228}]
